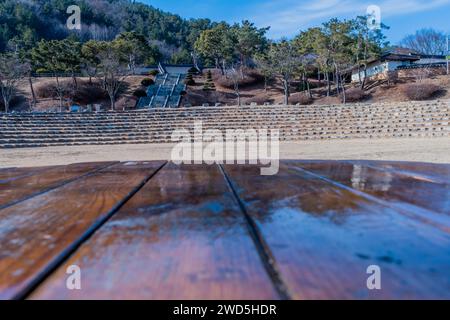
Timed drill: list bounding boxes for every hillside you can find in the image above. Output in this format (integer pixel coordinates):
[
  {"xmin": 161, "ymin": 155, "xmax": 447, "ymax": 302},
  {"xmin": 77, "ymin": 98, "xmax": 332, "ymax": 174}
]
[
  {"xmin": 0, "ymin": 0, "xmax": 213, "ymax": 62},
  {"xmin": 182, "ymin": 70, "xmax": 450, "ymax": 107}
]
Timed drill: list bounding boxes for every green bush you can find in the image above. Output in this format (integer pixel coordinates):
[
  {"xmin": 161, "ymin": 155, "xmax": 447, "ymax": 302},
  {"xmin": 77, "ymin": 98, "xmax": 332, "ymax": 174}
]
[
  {"xmin": 133, "ymin": 89, "xmax": 147, "ymax": 98},
  {"xmin": 188, "ymin": 67, "xmax": 198, "ymax": 74},
  {"xmin": 203, "ymin": 70, "xmax": 216, "ymax": 91},
  {"xmin": 141, "ymin": 78, "xmax": 154, "ymax": 86},
  {"xmin": 184, "ymin": 73, "xmax": 195, "ymax": 85},
  {"xmin": 148, "ymin": 70, "xmax": 159, "ymax": 76}
]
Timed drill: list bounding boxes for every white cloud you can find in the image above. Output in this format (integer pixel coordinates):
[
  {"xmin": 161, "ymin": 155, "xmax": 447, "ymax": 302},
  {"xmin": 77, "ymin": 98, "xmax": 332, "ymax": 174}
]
[{"xmin": 252, "ymin": 0, "xmax": 450, "ymax": 38}]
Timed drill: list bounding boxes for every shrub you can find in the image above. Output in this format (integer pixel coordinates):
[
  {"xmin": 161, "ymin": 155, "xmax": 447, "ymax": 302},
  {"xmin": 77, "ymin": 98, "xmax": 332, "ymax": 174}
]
[
  {"xmin": 401, "ymin": 83, "xmax": 441, "ymax": 100},
  {"xmin": 35, "ymin": 80, "xmax": 71, "ymax": 99},
  {"xmin": 116, "ymin": 96, "xmax": 138, "ymax": 110},
  {"xmin": 184, "ymin": 78, "xmax": 196, "ymax": 85},
  {"xmin": 242, "ymin": 94, "xmax": 273, "ymax": 106},
  {"xmin": 148, "ymin": 70, "xmax": 159, "ymax": 76},
  {"xmin": 188, "ymin": 67, "xmax": 199, "ymax": 74},
  {"xmin": 290, "ymin": 93, "xmax": 313, "ymax": 105},
  {"xmin": 141, "ymin": 78, "xmax": 154, "ymax": 86},
  {"xmin": 36, "ymin": 80, "xmax": 108, "ymax": 104},
  {"xmin": 133, "ymin": 89, "xmax": 147, "ymax": 98},
  {"xmin": 184, "ymin": 73, "xmax": 196, "ymax": 85},
  {"xmin": 71, "ymin": 83, "xmax": 108, "ymax": 104},
  {"xmin": 344, "ymin": 88, "xmax": 367, "ymax": 102},
  {"xmin": 203, "ymin": 70, "xmax": 216, "ymax": 91},
  {"xmin": 213, "ymin": 69, "xmax": 264, "ymax": 89}
]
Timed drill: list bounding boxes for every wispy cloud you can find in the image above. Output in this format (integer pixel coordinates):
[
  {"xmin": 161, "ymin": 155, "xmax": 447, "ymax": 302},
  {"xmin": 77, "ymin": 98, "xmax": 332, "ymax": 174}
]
[{"xmin": 252, "ymin": 0, "xmax": 450, "ymax": 38}]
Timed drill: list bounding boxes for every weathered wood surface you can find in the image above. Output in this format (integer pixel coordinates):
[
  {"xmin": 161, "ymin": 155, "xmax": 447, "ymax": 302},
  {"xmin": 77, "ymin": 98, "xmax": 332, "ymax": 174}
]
[
  {"xmin": 223, "ymin": 162, "xmax": 450, "ymax": 300},
  {"xmin": 30, "ymin": 164, "xmax": 280, "ymax": 300},
  {"xmin": 0, "ymin": 162, "xmax": 116, "ymax": 210},
  {"xmin": 0, "ymin": 161, "xmax": 164, "ymax": 299},
  {"xmin": 0, "ymin": 167, "xmax": 50, "ymax": 183},
  {"xmin": 292, "ymin": 161, "xmax": 450, "ymax": 232},
  {"xmin": 0, "ymin": 160, "xmax": 448, "ymax": 300}
]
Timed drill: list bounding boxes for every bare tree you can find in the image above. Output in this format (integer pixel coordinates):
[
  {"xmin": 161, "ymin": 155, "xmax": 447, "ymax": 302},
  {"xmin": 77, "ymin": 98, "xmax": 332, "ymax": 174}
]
[
  {"xmin": 411, "ymin": 66, "xmax": 432, "ymax": 83},
  {"xmin": 0, "ymin": 54, "xmax": 28, "ymax": 113},
  {"xmin": 27, "ymin": 67, "xmax": 37, "ymax": 110},
  {"xmin": 54, "ymin": 75, "xmax": 67, "ymax": 112},
  {"xmin": 225, "ymin": 65, "xmax": 242, "ymax": 106},
  {"xmin": 400, "ymin": 29, "xmax": 447, "ymax": 55},
  {"xmin": 97, "ymin": 48, "xmax": 129, "ymax": 111}
]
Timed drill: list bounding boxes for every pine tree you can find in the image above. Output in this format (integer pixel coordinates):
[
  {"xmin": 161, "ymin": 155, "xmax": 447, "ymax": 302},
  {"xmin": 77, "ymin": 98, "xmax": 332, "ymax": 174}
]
[
  {"xmin": 184, "ymin": 68, "xmax": 196, "ymax": 85},
  {"xmin": 202, "ymin": 70, "xmax": 216, "ymax": 91}
]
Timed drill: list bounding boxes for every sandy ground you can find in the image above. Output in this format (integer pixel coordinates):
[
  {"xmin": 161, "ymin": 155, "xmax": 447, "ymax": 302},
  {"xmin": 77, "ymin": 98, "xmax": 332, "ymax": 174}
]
[{"xmin": 0, "ymin": 137, "xmax": 449, "ymax": 168}]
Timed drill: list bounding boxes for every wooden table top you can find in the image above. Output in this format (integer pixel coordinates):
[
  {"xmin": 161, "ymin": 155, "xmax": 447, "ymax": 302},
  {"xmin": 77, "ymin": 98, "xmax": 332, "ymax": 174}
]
[{"xmin": 0, "ymin": 160, "xmax": 449, "ymax": 300}]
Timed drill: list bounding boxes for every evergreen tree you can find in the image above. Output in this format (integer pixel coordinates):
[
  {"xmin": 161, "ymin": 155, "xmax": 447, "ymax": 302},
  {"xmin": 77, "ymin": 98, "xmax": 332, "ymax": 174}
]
[{"xmin": 202, "ymin": 70, "xmax": 216, "ymax": 91}]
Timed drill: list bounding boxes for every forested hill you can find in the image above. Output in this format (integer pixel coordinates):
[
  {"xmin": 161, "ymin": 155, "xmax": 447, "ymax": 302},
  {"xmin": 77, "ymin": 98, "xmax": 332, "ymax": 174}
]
[{"xmin": 0, "ymin": 0, "xmax": 214, "ymax": 62}]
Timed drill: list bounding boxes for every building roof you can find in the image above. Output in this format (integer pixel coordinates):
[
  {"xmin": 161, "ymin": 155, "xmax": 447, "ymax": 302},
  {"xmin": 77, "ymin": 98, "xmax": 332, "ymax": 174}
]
[{"xmin": 158, "ymin": 63, "xmax": 199, "ymax": 75}]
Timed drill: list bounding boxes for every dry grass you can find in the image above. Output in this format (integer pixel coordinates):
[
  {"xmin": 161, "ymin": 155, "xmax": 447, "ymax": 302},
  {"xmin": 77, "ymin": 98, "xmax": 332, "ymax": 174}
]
[
  {"xmin": 212, "ymin": 69, "xmax": 264, "ymax": 90},
  {"xmin": 12, "ymin": 75, "xmax": 148, "ymax": 112},
  {"xmin": 289, "ymin": 93, "xmax": 313, "ymax": 105},
  {"xmin": 8, "ymin": 71, "xmax": 450, "ymax": 111},
  {"xmin": 400, "ymin": 83, "xmax": 442, "ymax": 100},
  {"xmin": 344, "ymin": 88, "xmax": 368, "ymax": 102}
]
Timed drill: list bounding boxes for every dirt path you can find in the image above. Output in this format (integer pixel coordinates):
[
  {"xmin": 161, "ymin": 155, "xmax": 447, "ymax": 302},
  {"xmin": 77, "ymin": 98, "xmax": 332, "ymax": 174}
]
[{"xmin": 1, "ymin": 137, "xmax": 449, "ymax": 168}]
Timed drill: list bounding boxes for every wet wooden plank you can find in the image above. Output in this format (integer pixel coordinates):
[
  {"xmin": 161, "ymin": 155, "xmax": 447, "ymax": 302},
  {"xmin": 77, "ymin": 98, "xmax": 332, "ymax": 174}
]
[
  {"xmin": 0, "ymin": 161, "xmax": 165, "ymax": 300},
  {"xmin": 0, "ymin": 166, "xmax": 52, "ymax": 183},
  {"xmin": 30, "ymin": 164, "xmax": 280, "ymax": 300},
  {"xmin": 294, "ymin": 161, "xmax": 450, "ymax": 219},
  {"xmin": 222, "ymin": 162, "xmax": 450, "ymax": 299},
  {"xmin": 361, "ymin": 161, "xmax": 450, "ymax": 185},
  {"xmin": 0, "ymin": 162, "xmax": 117, "ymax": 209}
]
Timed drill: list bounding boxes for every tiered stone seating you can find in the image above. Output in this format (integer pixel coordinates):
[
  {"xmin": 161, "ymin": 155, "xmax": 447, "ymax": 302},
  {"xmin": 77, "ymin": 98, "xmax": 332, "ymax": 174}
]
[{"xmin": 0, "ymin": 100, "xmax": 449, "ymax": 148}]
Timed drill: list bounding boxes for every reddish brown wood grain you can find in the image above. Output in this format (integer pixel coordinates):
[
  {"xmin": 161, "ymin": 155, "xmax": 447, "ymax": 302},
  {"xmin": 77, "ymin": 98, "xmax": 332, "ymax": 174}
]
[
  {"xmin": 0, "ymin": 167, "xmax": 50, "ymax": 183},
  {"xmin": 295, "ymin": 161, "xmax": 450, "ymax": 215},
  {"xmin": 1, "ymin": 160, "xmax": 449, "ymax": 300},
  {"xmin": 30, "ymin": 164, "xmax": 280, "ymax": 300},
  {"xmin": 222, "ymin": 162, "xmax": 450, "ymax": 299},
  {"xmin": 361, "ymin": 161, "xmax": 450, "ymax": 185},
  {"xmin": 0, "ymin": 161, "xmax": 165, "ymax": 300},
  {"xmin": 0, "ymin": 162, "xmax": 116, "ymax": 209}
]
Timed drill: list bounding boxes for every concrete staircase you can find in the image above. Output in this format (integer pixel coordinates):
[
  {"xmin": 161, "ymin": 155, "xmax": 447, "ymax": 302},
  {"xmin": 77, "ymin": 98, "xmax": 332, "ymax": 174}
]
[
  {"xmin": 137, "ymin": 73, "xmax": 186, "ymax": 109},
  {"xmin": 0, "ymin": 100, "xmax": 449, "ymax": 148}
]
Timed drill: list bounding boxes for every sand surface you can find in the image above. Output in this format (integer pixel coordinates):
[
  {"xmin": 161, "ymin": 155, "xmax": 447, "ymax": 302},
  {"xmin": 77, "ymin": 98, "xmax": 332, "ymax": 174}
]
[{"xmin": 1, "ymin": 137, "xmax": 449, "ymax": 168}]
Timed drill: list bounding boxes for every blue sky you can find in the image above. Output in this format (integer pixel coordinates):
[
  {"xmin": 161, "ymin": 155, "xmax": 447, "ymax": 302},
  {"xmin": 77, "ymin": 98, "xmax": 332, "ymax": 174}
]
[{"xmin": 143, "ymin": 0, "xmax": 450, "ymax": 43}]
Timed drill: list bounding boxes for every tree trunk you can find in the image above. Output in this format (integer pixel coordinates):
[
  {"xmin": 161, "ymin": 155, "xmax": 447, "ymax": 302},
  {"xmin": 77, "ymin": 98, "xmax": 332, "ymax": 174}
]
[
  {"xmin": 306, "ymin": 78, "xmax": 312, "ymax": 99},
  {"xmin": 56, "ymin": 75, "xmax": 63, "ymax": 112},
  {"xmin": 326, "ymin": 72, "xmax": 331, "ymax": 97},
  {"xmin": 110, "ymin": 95, "xmax": 115, "ymax": 111},
  {"xmin": 361, "ymin": 65, "xmax": 367, "ymax": 90},
  {"xmin": 29, "ymin": 76, "xmax": 37, "ymax": 109},
  {"xmin": 335, "ymin": 71, "xmax": 340, "ymax": 96},
  {"xmin": 357, "ymin": 65, "xmax": 362, "ymax": 87},
  {"xmin": 72, "ymin": 72, "xmax": 78, "ymax": 89},
  {"xmin": 341, "ymin": 74, "xmax": 347, "ymax": 104},
  {"xmin": 3, "ymin": 98, "xmax": 9, "ymax": 113},
  {"xmin": 283, "ymin": 80, "xmax": 289, "ymax": 105}
]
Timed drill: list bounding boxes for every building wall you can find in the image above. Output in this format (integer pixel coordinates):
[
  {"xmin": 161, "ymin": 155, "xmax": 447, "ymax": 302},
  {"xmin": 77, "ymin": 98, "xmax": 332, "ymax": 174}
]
[
  {"xmin": 414, "ymin": 58, "xmax": 447, "ymax": 65},
  {"xmin": 352, "ymin": 61, "xmax": 388, "ymax": 82},
  {"xmin": 351, "ymin": 60, "xmax": 412, "ymax": 82}
]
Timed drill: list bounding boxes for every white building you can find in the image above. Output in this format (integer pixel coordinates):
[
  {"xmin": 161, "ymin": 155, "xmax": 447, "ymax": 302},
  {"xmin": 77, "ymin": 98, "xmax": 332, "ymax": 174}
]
[
  {"xmin": 351, "ymin": 51, "xmax": 419, "ymax": 82},
  {"xmin": 351, "ymin": 49, "xmax": 447, "ymax": 82}
]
